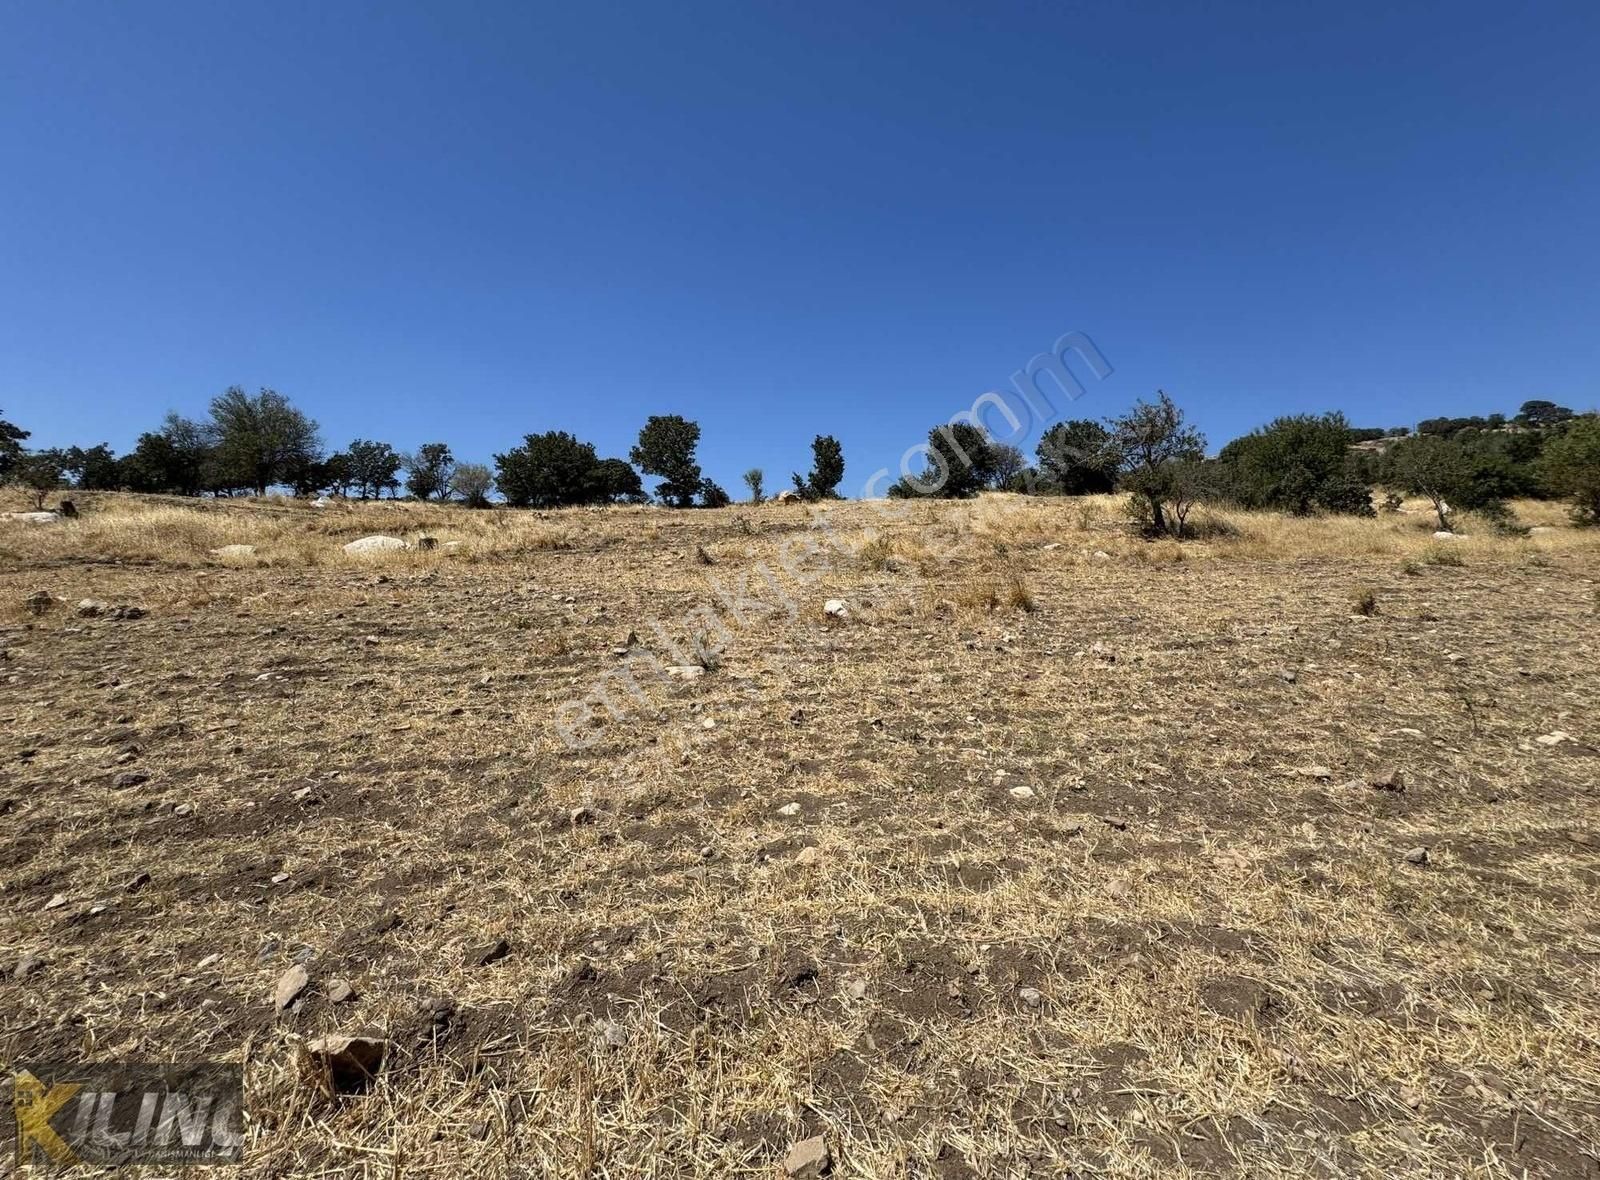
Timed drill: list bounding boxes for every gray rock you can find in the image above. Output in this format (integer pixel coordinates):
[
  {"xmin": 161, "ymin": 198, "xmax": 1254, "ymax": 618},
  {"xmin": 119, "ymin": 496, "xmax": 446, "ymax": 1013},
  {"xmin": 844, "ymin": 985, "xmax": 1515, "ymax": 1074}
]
[
  {"xmin": 326, "ymin": 978, "xmax": 357, "ymax": 1003},
  {"xmin": 13, "ymin": 953, "xmax": 45, "ymax": 980},
  {"xmin": 274, "ymin": 964, "xmax": 310, "ymax": 1010},
  {"xmin": 782, "ymin": 1135, "xmax": 830, "ymax": 1178},
  {"xmin": 112, "ymin": 771, "xmax": 149, "ymax": 790},
  {"xmin": 342, "ymin": 535, "xmax": 408, "ymax": 555},
  {"xmin": 1404, "ymin": 847, "xmax": 1429, "ymax": 866}
]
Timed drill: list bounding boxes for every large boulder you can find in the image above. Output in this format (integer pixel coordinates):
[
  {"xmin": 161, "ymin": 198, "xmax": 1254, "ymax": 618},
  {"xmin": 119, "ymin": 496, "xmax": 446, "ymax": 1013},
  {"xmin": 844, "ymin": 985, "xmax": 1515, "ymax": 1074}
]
[{"xmin": 342, "ymin": 535, "xmax": 408, "ymax": 555}]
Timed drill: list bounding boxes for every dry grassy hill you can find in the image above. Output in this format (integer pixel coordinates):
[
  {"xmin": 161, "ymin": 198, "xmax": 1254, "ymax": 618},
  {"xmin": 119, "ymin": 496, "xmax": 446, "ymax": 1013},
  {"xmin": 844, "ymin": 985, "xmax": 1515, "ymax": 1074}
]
[{"xmin": 3, "ymin": 491, "xmax": 1598, "ymax": 1177}]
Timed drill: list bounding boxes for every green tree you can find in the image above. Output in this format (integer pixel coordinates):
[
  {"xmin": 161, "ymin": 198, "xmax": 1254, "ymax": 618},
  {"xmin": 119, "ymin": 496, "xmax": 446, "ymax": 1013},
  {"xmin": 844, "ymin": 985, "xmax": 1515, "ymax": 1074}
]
[
  {"xmin": 118, "ymin": 414, "xmax": 214, "ymax": 495},
  {"xmin": 1109, "ymin": 391, "xmax": 1206, "ymax": 536},
  {"xmin": 698, "ymin": 478, "xmax": 731, "ymax": 508},
  {"xmin": 405, "ymin": 442, "xmax": 455, "ymax": 501},
  {"xmin": 11, "ymin": 450, "xmax": 65, "ymax": 509},
  {"xmin": 1541, "ymin": 416, "xmax": 1600, "ymax": 525},
  {"xmin": 1036, "ymin": 419, "xmax": 1117, "ymax": 495},
  {"xmin": 592, "ymin": 458, "xmax": 644, "ymax": 503},
  {"xmin": 345, "ymin": 439, "xmax": 403, "ymax": 499},
  {"xmin": 1215, "ymin": 412, "xmax": 1374, "ymax": 516},
  {"xmin": 792, "ymin": 435, "xmax": 845, "ymax": 500},
  {"xmin": 1383, "ymin": 435, "xmax": 1503, "ymax": 530},
  {"xmin": 62, "ymin": 443, "xmax": 120, "ymax": 490},
  {"xmin": 630, "ymin": 415, "xmax": 702, "ymax": 507},
  {"xmin": 1516, "ymin": 400, "xmax": 1575, "ymax": 428},
  {"xmin": 207, "ymin": 387, "xmax": 322, "ymax": 496},
  {"xmin": 494, "ymin": 431, "xmax": 601, "ymax": 508},
  {"xmin": 1, "ymin": 410, "xmax": 32, "ymax": 480},
  {"xmin": 893, "ymin": 422, "xmax": 1000, "ymax": 498},
  {"xmin": 742, "ymin": 468, "xmax": 765, "ymax": 503}
]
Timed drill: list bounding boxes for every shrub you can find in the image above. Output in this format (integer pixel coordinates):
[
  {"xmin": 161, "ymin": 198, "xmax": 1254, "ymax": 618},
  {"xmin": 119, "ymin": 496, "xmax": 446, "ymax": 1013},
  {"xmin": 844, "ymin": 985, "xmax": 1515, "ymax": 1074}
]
[
  {"xmin": 1422, "ymin": 545, "xmax": 1464, "ymax": 567},
  {"xmin": 1037, "ymin": 420, "xmax": 1117, "ymax": 495},
  {"xmin": 1216, "ymin": 413, "xmax": 1375, "ymax": 516},
  {"xmin": 698, "ymin": 479, "xmax": 731, "ymax": 508},
  {"xmin": 742, "ymin": 468, "xmax": 765, "ymax": 503},
  {"xmin": 1541, "ymin": 416, "xmax": 1600, "ymax": 525}
]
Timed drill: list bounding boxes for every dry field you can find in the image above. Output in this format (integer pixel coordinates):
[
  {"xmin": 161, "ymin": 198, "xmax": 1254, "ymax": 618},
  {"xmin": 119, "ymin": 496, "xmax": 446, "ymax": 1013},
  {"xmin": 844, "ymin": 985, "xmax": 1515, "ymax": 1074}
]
[{"xmin": 2, "ymin": 491, "xmax": 1598, "ymax": 1178}]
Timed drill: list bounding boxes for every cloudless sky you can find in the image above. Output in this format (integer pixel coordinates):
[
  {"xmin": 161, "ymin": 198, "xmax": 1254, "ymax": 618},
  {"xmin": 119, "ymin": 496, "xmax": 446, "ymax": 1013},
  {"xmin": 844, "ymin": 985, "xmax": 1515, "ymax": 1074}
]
[{"xmin": 3, "ymin": 1, "xmax": 1598, "ymax": 494}]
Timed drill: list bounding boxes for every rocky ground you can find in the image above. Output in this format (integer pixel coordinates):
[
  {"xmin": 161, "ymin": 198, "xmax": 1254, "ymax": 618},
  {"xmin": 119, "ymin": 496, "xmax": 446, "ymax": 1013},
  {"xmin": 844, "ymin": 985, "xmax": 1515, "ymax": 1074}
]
[{"xmin": 2, "ymin": 493, "xmax": 1598, "ymax": 1177}]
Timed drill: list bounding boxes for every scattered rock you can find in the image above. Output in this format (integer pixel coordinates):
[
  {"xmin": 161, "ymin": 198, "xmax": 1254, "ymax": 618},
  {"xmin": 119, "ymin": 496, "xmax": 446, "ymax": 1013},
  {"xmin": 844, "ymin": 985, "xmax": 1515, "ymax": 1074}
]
[
  {"xmin": 8, "ymin": 511, "xmax": 61, "ymax": 526},
  {"xmin": 1007, "ymin": 785, "xmax": 1036, "ymax": 800},
  {"xmin": 794, "ymin": 846, "xmax": 823, "ymax": 867},
  {"xmin": 1295, "ymin": 766, "xmax": 1334, "ymax": 780},
  {"xmin": 1279, "ymin": 669, "xmax": 1297, "ymax": 683},
  {"xmin": 44, "ymin": 893, "xmax": 67, "ymax": 911},
  {"xmin": 665, "ymin": 664, "xmax": 705, "ymax": 680},
  {"xmin": 275, "ymin": 964, "xmax": 310, "ymax": 1010},
  {"xmin": 1433, "ymin": 530, "xmax": 1458, "ymax": 540},
  {"xmin": 776, "ymin": 802, "xmax": 802, "ymax": 817},
  {"xmin": 782, "ymin": 1135, "xmax": 830, "ymax": 1178},
  {"xmin": 196, "ymin": 953, "xmax": 222, "ymax": 970},
  {"xmin": 1403, "ymin": 847, "xmax": 1429, "ymax": 866},
  {"xmin": 76, "ymin": 598, "xmax": 108, "ymax": 617},
  {"xmin": 1534, "ymin": 731, "xmax": 1571, "ymax": 747},
  {"xmin": 111, "ymin": 771, "xmax": 149, "ymax": 790},
  {"xmin": 569, "ymin": 806, "xmax": 596, "ymax": 826},
  {"xmin": 1040, "ymin": 542, "xmax": 1063, "ymax": 551},
  {"xmin": 1089, "ymin": 641, "xmax": 1116, "ymax": 662},
  {"xmin": 326, "ymin": 978, "xmax": 357, "ymax": 1004},
  {"xmin": 774, "ymin": 488, "xmax": 802, "ymax": 504},
  {"xmin": 600, "ymin": 1020, "xmax": 628, "ymax": 1050},
  {"xmin": 1528, "ymin": 526, "xmax": 1556, "ymax": 536},
  {"xmin": 464, "ymin": 937, "xmax": 511, "ymax": 968},
  {"xmin": 342, "ymin": 535, "xmax": 408, "ymax": 555},
  {"xmin": 1369, "ymin": 768, "xmax": 1405, "ymax": 792},
  {"xmin": 1018, "ymin": 986, "xmax": 1043, "ymax": 1008},
  {"xmin": 302, "ymin": 1034, "xmax": 389, "ymax": 1094},
  {"xmin": 13, "ymin": 953, "xmax": 45, "ymax": 980},
  {"xmin": 211, "ymin": 544, "xmax": 257, "ymax": 558},
  {"xmin": 845, "ymin": 978, "xmax": 869, "ymax": 1001},
  {"xmin": 823, "ymin": 599, "xmax": 849, "ymax": 621},
  {"xmin": 1103, "ymin": 879, "xmax": 1133, "ymax": 902}
]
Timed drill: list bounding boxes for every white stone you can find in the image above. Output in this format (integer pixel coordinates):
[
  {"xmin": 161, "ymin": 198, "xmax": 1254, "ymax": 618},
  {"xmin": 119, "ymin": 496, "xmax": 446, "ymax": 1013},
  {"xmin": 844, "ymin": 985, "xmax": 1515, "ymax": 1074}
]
[
  {"xmin": 823, "ymin": 599, "xmax": 849, "ymax": 620},
  {"xmin": 5, "ymin": 512, "xmax": 61, "ymax": 525},
  {"xmin": 664, "ymin": 664, "xmax": 705, "ymax": 680},
  {"xmin": 1433, "ymin": 531, "xmax": 1458, "ymax": 540},
  {"xmin": 311, "ymin": 496, "xmax": 332, "ymax": 508},
  {"xmin": 342, "ymin": 535, "xmax": 408, "ymax": 555},
  {"xmin": 211, "ymin": 544, "xmax": 257, "ymax": 558},
  {"xmin": 1008, "ymin": 785, "xmax": 1036, "ymax": 800},
  {"xmin": 1535, "ymin": 731, "xmax": 1571, "ymax": 747},
  {"xmin": 776, "ymin": 802, "xmax": 801, "ymax": 817}
]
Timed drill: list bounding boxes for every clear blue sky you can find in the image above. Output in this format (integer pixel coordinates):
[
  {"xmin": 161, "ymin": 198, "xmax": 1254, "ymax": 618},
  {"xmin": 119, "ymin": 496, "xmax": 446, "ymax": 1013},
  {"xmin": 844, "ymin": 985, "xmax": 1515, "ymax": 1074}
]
[{"xmin": 4, "ymin": 1, "xmax": 1597, "ymax": 493}]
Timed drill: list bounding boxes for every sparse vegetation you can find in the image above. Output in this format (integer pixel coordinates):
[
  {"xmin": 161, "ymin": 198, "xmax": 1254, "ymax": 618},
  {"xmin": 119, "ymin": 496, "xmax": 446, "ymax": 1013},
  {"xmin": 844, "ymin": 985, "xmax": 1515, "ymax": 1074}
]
[{"xmin": 3, "ymin": 489, "xmax": 1599, "ymax": 1178}]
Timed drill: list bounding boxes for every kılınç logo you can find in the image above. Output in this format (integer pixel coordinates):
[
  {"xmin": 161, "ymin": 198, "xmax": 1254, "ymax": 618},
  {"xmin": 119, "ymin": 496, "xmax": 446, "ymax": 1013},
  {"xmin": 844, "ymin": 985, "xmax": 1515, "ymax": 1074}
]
[{"xmin": 10, "ymin": 1063, "xmax": 243, "ymax": 1167}]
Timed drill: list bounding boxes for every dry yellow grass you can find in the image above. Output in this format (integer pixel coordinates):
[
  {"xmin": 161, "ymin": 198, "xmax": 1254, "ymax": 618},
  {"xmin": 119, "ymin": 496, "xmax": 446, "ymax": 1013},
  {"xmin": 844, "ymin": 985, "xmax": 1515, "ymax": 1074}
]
[{"xmin": 3, "ymin": 491, "xmax": 1598, "ymax": 1177}]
